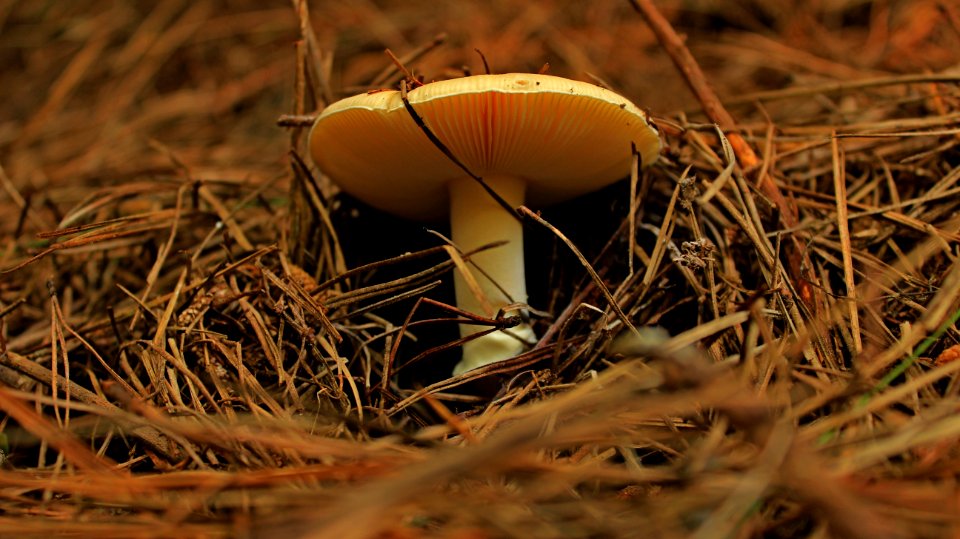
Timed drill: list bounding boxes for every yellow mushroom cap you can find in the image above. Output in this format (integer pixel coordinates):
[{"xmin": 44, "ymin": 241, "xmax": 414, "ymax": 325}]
[{"xmin": 309, "ymin": 73, "xmax": 661, "ymax": 220}]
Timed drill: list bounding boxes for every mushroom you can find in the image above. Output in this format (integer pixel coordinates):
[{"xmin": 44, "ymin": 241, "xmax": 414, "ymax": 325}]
[{"xmin": 309, "ymin": 73, "xmax": 660, "ymax": 376}]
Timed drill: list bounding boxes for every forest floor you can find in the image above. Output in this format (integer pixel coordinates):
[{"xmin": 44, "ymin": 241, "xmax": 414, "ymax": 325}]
[{"xmin": 1, "ymin": 1, "xmax": 960, "ymax": 537}]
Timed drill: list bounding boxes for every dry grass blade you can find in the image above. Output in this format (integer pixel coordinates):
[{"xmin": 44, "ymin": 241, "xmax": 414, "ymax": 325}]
[{"xmin": 831, "ymin": 132, "xmax": 862, "ymax": 354}]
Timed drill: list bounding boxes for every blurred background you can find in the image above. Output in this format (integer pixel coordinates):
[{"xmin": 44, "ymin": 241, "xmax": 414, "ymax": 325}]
[{"xmin": 3, "ymin": 0, "xmax": 957, "ymax": 204}]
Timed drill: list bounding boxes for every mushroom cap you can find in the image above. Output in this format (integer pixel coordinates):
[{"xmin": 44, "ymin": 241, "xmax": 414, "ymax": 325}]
[{"xmin": 309, "ymin": 73, "xmax": 661, "ymax": 220}]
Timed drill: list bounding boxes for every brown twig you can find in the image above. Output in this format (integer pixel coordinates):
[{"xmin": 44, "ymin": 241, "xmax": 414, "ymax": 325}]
[
  {"xmin": 628, "ymin": 0, "xmax": 815, "ymax": 308},
  {"xmin": 370, "ymin": 33, "xmax": 447, "ymax": 87}
]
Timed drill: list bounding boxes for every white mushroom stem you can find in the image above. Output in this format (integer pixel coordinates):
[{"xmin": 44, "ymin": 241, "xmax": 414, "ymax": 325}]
[{"xmin": 448, "ymin": 175, "xmax": 536, "ymax": 376}]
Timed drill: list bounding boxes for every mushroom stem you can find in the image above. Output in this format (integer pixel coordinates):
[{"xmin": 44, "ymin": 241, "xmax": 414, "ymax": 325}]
[{"xmin": 448, "ymin": 175, "xmax": 536, "ymax": 375}]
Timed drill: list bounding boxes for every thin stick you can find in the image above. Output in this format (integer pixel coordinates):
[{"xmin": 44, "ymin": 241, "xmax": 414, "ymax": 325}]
[
  {"xmin": 0, "ymin": 350, "xmax": 177, "ymax": 457},
  {"xmin": 474, "ymin": 48, "xmax": 492, "ymax": 74},
  {"xmin": 277, "ymin": 114, "xmax": 316, "ymax": 127},
  {"xmin": 370, "ymin": 33, "xmax": 447, "ymax": 87},
  {"xmin": 399, "ymin": 81, "xmax": 520, "ymax": 220},
  {"xmin": 628, "ymin": 0, "xmax": 793, "ymax": 221},
  {"xmin": 0, "ymin": 385, "xmax": 122, "ymax": 476},
  {"xmin": 518, "ymin": 206, "xmax": 637, "ymax": 336},
  {"xmin": 292, "ymin": 0, "xmax": 333, "ymax": 106},
  {"xmin": 628, "ymin": 0, "xmax": 816, "ymax": 309},
  {"xmin": 384, "ymin": 49, "xmax": 422, "ymax": 87}
]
